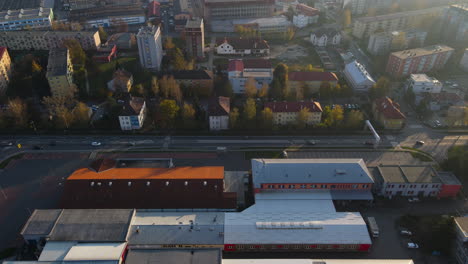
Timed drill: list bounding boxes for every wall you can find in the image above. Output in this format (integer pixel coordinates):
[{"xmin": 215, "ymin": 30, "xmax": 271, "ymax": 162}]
[
  {"xmin": 438, "ymin": 184, "xmax": 461, "ymax": 198},
  {"xmin": 224, "ymin": 243, "xmax": 371, "ymax": 252},
  {"xmin": 381, "ymin": 182, "xmax": 440, "ymax": 197}
]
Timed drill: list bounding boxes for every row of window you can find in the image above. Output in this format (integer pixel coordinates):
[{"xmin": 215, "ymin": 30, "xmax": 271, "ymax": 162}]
[
  {"xmin": 226, "ymin": 244, "xmax": 360, "ymax": 250},
  {"xmin": 386, "ymin": 184, "xmax": 439, "ymax": 189},
  {"xmin": 262, "ymin": 184, "xmax": 370, "ymax": 189}
]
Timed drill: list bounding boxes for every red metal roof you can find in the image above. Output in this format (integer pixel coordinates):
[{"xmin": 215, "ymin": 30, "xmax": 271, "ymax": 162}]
[
  {"xmin": 264, "ymin": 101, "xmax": 323, "ymax": 113},
  {"xmin": 374, "ymin": 97, "xmax": 406, "ymax": 119},
  {"xmin": 288, "ymin": 71, "xmax": 338, "ymax": 82}
]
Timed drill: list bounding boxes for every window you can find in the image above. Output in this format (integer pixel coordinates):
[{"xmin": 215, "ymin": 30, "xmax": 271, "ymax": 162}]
[
  {"xmin": 321, "ymin": 184, "xmax": 327, "ymax": 188},
  {"xmin": 288, "ymin": 184, "xmax": 295, "ymax": 189},
  {"xmin": 352, "ymin": 184, "xmax": 358, "ymax": 189},
  {"xmin": 300, "ymin": 184, "xmax": 306, "ymax": 189},
  {"xmin": 267, "ymin": 184, "xmax": 274, "ymax": 189},
  {"xmin": 310, "ymin": 184, "xmax": 316, "ymax": 188},
  {"xmin": 279, "ymin": 185, "xmax": 284, "ymax": 189}
]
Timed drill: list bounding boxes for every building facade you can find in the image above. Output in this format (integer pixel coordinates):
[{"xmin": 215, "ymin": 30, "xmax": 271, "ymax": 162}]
[
  {"xmin": 184, "ymin": 18, "xmax": 205, "ymax": 59},
  {"xmin": 287, "ymin": 71, "xmax": 338, "ymax": 94},
  {"xmin": 0, "ymin": 47, "xmax": 12, "ymax": 94},
  {"xmin": 0, "ymin": 30, "xmax": 101, "ymax": 50},
  {"xmin": 385, "ymin": 45, "xmax": 454, "ymax": 78},
  {"xmin": 454, "ymin": 217, "xmax": 468, "ymax": 264},
  {"xmin": 208, "ymin": 96, "xmax": 230, "ymax": 131},
  {"xmin": 118, "ymin": 96, "xmax": 146, "ymax": 130},
  {"xmin": 264, "ymin": 101, "xmax": 323, "ymax": 126},
  {"xmin": 441, "ymin": 5, "xmax": 468, "ymax": 45},
  {"xmin": 68, "ymin": 5, "xmax": 145, "ymax": 29},
  {"xmin": 343, "ymin": 0, "xmax": 368, "ymax": 15},
  {"xmin": 228, "ymin": 59, "xmax": 273, "ymax": 94},
  {"xmin": 216, "ymin": 38, "xmax": 269, "ymax": 56},
  {"xmin": 352, "ymin": 7, "xmax": 443, "ymax": 39},
  {"xmin": 310, "ymin": 28, "xmax": 341, "ymax": 47},
  {"xmin": 367, "ymin": 30, "xmax": 427, "ymax": 56},
  {"xmin": 137, "ymin": 25, "xmax": 163, "ymax": 71},
  {"xmin": 0, "ymin": 7, "xmax": 53, "ymax": 31},
  {"xmin": 202, "ymin": 0, "xmax": 275, "ymax": 24},
  {"xmin": 343, "ymin": 60, "xmax": 375, "ymax": 92},
  {"xmin": 292, "ymin": 4, "xmax": 319, "ymax": 28},
  {"xmin": 460, "ymin": 49, "xmax": 468, "ymax": 72},
  {"xmin": 407, "ymin": 74, "xmax": 442, "ymax": 94},
  {"xmin": 46, "ymin": 49, "xmax": 74, "ymax": 97},
  {"xmin": 372, "ymin": 97, "xmax": 406, "ymax": 129}
]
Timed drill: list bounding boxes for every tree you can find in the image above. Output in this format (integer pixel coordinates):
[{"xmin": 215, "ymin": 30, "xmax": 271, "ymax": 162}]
[
  {"xmin": 269, "ymin": 79, "xmax": 282, "ymax": 99},
  {"xmin": 319, "ymin": 81, "xmax": 333, "ymax": 100},
  {"xmin": 131, "ymin": 84, "xmax": 145, "ymax": 97},
  {"xmin": 258, "ymin": 83, "xmax": 269, "ymax": 98},
  {"xmin": 261, "ymin": 107, "xmax": 273, "ymax": 129},
  {"xmin": 159, "ymin": 75, "xmax": 182, "ymax": 102},
  {"xmin": 405, "ymin": 86, "xmax": 416, "ymax": 106},
  {"xmin": 464, "ymin": 107, "xmax": 468, "ymax": 126},
  {"xmin": 164, "ymin": 37, "xmax": 176, "ymax": 50},
  {"xmin": 151, "ymin": 76, "xmax": 159, "ymax": 96},
  {"xmin": 215, "ymin": 76, "xmax": 233, "ymax": 97},
  {"xmin": 306, "ymin": 64, "xmax": 324, "ymax": 72},
  {"xmin": 73, "ymin": 102, "xmax": 91, "ymax": 128},
  {"xmin": 173, "ymin": 48, "xmax": 187, "ymax": 70},
  {"xmin": 296, "ymin": 107, "xmax": 310, "ymax": 129},
  {"xmin": 8, "ymin": 98, "xmax": 28, "ymax": 128},
  {"xmin": 229, "ymin": 107, "xmax": 239, "ymax": 128},
  {"xmin": 159, "ymin": 99, "xmax": 180, "ymax": 129},
  {"xmin": 243, "ymin": 98, "xmax": 257, "ymax": 122},
  {"xmin": 31, "ymin": 60, "xmax": 42, "ymax": 73},
  {"xmin": 343, "ymin": 9, "xmax": 352, "ymax": 27},
  {"xmin": 371, "ymin": 77, "xmax": 391, "ymax": 99},
  {"xmin": 182, "ymin": 103, "xmax": 196, "ymax": 128},
  {"xmin": 244, "ymin": 77, "xmax": 257, "ymax": 98},
  {"xmin": 345, "ymin": 110, "xmax": 364, "ymax": 129},
  {"xmin": 98, "ymin": 26, "xmax": 108, "ymax": 42},
  {"xmin": 273, "ymin": 63, "xmax": 288, "ymax": 86},
  {"xmin": 285, "ymin": 5, "xmax": 296, "ymax": 21},
  {"xmin": 322, "ymin": 105, "xmax": 344, "ymax": 128},
  {"xmin": 63, "ymin": 39, "xmax": 86, "ymax": 67},
  {"xmin": 42, "ymin": 96, "xmax": 75, "ymax": 129},
  {"xmin": 285, "ymin": 27, "xmax": 295, "ymax": 41}
]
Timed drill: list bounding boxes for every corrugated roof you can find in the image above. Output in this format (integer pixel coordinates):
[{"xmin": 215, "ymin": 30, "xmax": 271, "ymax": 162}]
[
  {"xmin": 67, "ymin": 166, "xmax": 224, "ymax": 180},
  {"xmin": 21, "ymin": 209, "xmax": 62, "ymax": 236},
  {"xmin": 264, "ymin": 101, "xmax": 323, "ymax": 113},
  {"xmin": 373, "ymin": 97, "xmax": 406, "ymax": 120},
  {"xmin": 126, "ymin": 249, "xmax": 221, "ymax": 264},
  {"xmin": 344, "ymin": 60, "xmax": 375, "ymax": 86},
  {"xmin": 289, "ymin": 71, "xmax": 338, "ymax": 82},
  {"xmin": 376, "ymin": 165, "xmax": 440, "ymax": 183},
  {"xmin": 251, "ymin": 159, "xmax": 374, "ymax": 188}
]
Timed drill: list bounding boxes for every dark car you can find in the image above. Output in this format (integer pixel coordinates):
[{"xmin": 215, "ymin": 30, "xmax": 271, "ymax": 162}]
[{"xmin": 33, "ymin": 145, "xmax": 44, "ymax": 150}]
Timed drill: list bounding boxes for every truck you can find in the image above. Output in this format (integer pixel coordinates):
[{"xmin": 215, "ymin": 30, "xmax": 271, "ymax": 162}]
[{"xmin": 367, "ymin": 217, "xmax": 379, "ymax": 238}]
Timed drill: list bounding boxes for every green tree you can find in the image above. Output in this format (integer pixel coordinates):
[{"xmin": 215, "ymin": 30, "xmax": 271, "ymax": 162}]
[
  {"xmin": 229, "ymin": 107, "xmax": 239, "ymax": 128},
  {"xmin": 345, "ymin": 110, "xmax": 364, "ymax": 129},
  {"xmin": 98, "ymin": 26, "xmax": 108, "ymax": 42},
  {"xmin": 244, "ymin": 77, "xmax": 257, "ymax": 98},
  {"xmin": 405, "ymin": 86, "xmax": 416, "ymax": 106},
  {"xmin": 159, "ymin": 99, "xmax": 180, "ymax": 129},
  {"xmin": 273, "ymin": 63, "xmax": 289, "ymax": 99},
  {"xmin": 371, "ymin": 77, "xmax": 391, "ymax": 99},
  {"xmin": 261, "ymin": 107, "xmax": 273, "ymax": 129},
  {"xmin": 269, "ymin": 79, "xmax": 282, "ymax": 99},
  {"xmin": 8, "ymin": 98, "xmax": 29, "ymax": 129},
  {"xmin": 322, "ymin": 105, "xmax": 344, "ymax": 128},
  {"xmin": 63, "ymin": 39, "xmax": 86, "ymax": 67},
  {"xmin": 319, "ymin": 81, "xmax": 333, "ymax": 100},
  {"xmin": 151, "ymin": 76, "xmax": 159, "ymax": 96},
  {"xmin": 243, "ymin": 98, "xmax": 257, "ymax": 122},
  {"xmin": 296, "ymin": 107, "xmax": 310, "ymax": 129}
]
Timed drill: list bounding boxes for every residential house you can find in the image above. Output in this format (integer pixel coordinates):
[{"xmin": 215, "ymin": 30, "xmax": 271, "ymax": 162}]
[
  {"xmin": 372, "ymin": 97, "xmax": 406, "ymax": 129},
  {"xmin": 107, "ymin": 69, "xmax": 133, "ymax": 93},
  {"xmin": 0, "ymin": 47, "xmax": 12, "ymax": 95},
  {"xmin": 370, "ymin": 165, "xmax": 462, "ymax": 198},
  {"xmin": 264, "ymin": 101, "xmax": 322, "ymax": 126},
  {"xmin": 427, "ymin": 92, "xmax": 465, "ymax": 111},
  {"xmin": 171, "ymin": 70, "xmax": 214, "ymax": 96},
  {"xmin": 288, "ymin": 71, "xmax": 338, "ymax": 94},
  {"xmin": 46, "ymin": 49, "xmax": 74, "ymax": 97},
  {"xmin": 407, "ymin": 74, "xmax": 442, "ymax": 94},
  {"xmin": 208, "ymin": 96, "xmax": 230, "ymax": 131},
  {"xmin": 344, "ymin": 60, "xmax": 375, "ymax": 92},
  {"xmin": 454, "ymin": 217, "xmax": 468, "ymax": 264},
  {"xmin": 310, "ymin": 28, "xmax": 341, "ymax": 47},
  {"xmin": 228, "ymin": 59, "xmax": 273, "ymax": 94},
  {"xmin": 216, "ymin": 38, "xmax": 270, "ymax": 56},
  {"xmin": 293, "ymin": 4, "xmax": 319, "ymax": 28},
  {"xmin": 118, "ymin": 96, "xmax": 146, "ymax": 130}
]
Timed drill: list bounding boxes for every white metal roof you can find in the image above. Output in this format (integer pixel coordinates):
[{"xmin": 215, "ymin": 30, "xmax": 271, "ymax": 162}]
[
  {"xmin": 224, "ymin": 211, "xmax": 371, "ymax": 245},
  {"xmin": 38, "ymin": 241, "xmax": 77, "ymax": 261},
  {"xmin": 63, "ymin": 242, "xmax": 126, "ymax": 261},
  {"xmin": 251, "ymin": 159, "xmax": 374, "ymax": 188},
  {"xmin": 344, "ymin": 61, "xmax": 375, "ymax": 86},
  {"xmin": 243, "ymin": 195, "xmax": 336, "ymax": 214},
  {"xmin": 222, "ymin": 260, "xmax": 414, "ymax": 264},
  {"xmin": 132, "ymin": 211, "xmax": 224, "ymax": 225}
]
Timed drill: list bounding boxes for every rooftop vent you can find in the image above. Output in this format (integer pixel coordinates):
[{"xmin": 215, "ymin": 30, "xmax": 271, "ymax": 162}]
[
  {"xmin": 128, "ymin": 182, "xmax": 132, "ymax": 187},
  {"xmin": 203, "ymin": 181, "xmax": 207, "ymax": 186},
  {"xmin": 108, "ymin": 182, "xmax": 112, "ymax": 186},
  {"xmin": 90, "ymin": 182, "xmax": 95, "ymax": 187},
  {"xmin": 335, "ymin": 169, "xmax": 346, "ymax": 175},
  {"xmin": 146, "ymin": 181, "xmax": 151, "ymax": 186},
  {"xmin": 97, "ymin": 182, "xmax": 101, "ymax": 186},
  {"xmin": 166, "ymin": 181, "xmax": 170, "ymax": 186},
  {"xmin": 185, "ymin": 181, "xmax": 188, "ymax": 186}
]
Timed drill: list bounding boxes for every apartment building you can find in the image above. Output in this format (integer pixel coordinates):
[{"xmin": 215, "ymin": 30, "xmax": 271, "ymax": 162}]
[
  {"xmin": 136, "ymin": 25, "xmax": 163, "ymax": 71},
  {"xmin": 386, "ymin": 45, "xmax": 454, "ymax": 78},
  {"xmin": 0, "ymin": 7, "xmax": 53, "ymax": 31},
  {"xmin": 352, "ymin": 7, "xmax": 444, "ymax": 39},
  {"xmin": 46, "ymin": 49, "xmax": 74, "ymax": 97},
  {"xmin": 118, "ymin": 96, "xmax": 146, "ymax": 131},
  {"xmin": 0, "ymin": 47, "xmax": 12, "ymax": 95},
  {"xmin": 454, "ymin": 217, "xmax": 468, "ymax": 264},
  {"xmin": 228, "ymin": 59, "xmax": 273, "ymax": 94},
  {"xmin": 184, "ymin": 18, "xmax": 205, "ymax": 59},
  {"xmin": 0, "ymin": 30, "xmax": 101, "ymax": 50},
  {"xmin": 202, "ymin": 0, "xmax": 275, "ymax": 24},
  {"xmin": 264, "ymin": 101, "xmax": 323, "ymax": 126},
  {"xmin": 208, "ymin": 96, "xmax": 230, "ymax": 131},
  {"xmin": 344, "ymin": 60, "xmax": 375, "ymax": 92},
  {"xmin": 407, "ymin": 74, "xmax": 442, "ymax": 94},
  {"xmin": 343, "ymin": 0, "xmax": 368, "ymax": 15},
  {"xmin": 367, "ymin": 29, "xmax": 427, "ymax": 56},
  {"xmin": 441, "ymin": 5, "xmax": 468, "ymax": 44}
]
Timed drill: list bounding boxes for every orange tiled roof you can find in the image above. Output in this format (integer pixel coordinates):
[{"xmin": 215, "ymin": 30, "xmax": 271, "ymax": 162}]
[{"xmin": 67, "ymin": 166, "xmax": 224, "ymax": 180}]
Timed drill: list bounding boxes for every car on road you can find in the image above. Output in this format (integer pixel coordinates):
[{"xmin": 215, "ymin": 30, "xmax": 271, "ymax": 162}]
[
  {"xmin": 400, "ymin": 230, "xmax": 412, "ymax": 236},
  {"xmin": 307, "ymin": 140, "xmax": 316, "ymax": 145},
  {"xmin": 408, "ymin": 197, "xmax": 420, "ymax": 203},
  {"xmin": 364, "ymin": 141, "xmax": 374, "ymax": 145},
  {"xmin": 434, "ymin": 120, "xmax": 441, "ymax": 127},
  {"xmin": 91, "ymin": 141, "xmax": 102, "ymax": 146},
  {"xmin": 407, "ymin": 242, "xmax": 419, "ymax": 249},
  {"xmin": 415, "ymin": 140, "xmax": 425, "ymax": 145}
]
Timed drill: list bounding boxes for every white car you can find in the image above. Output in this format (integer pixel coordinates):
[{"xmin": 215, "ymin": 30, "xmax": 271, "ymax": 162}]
[
  {"xmin": 400, "ymin": 230, "xmax": 412, "ymax": 236},
  {"xmin": 408, "ymin": 197, "xmax": 420, "ymax": 203},
  {"xmin": 407, "ymin": 242, "xmax": 419, "ymax": 249},
  {"xmin": 91, "ymin": 142, "xmax": 102, "ymax": 146}
]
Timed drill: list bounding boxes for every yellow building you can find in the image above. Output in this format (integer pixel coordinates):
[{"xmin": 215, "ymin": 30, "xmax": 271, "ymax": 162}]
[
  {"xmin": 46, "ymin": 49, "xmax": 74, "ymax": 97},
  {"xmin": 372, "ymin": 97, "xmax": 406, "ymax": 130},
  {"xmin": 265, "ymin": 101, "xmax": 322, "ymax": 126},
  {"xmin": 0, "ymin": 47, "xmax": 12, "ymax": 95}
]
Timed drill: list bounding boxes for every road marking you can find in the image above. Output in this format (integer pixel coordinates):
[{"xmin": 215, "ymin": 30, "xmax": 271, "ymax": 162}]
[{"xmin": 0, "ymin": 185, "xmax": 7, "ymax": 199}]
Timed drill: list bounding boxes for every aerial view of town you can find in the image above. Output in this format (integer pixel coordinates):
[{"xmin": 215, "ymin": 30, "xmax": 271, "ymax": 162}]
[{"xmin": 0, "ymin": 0, "xmax": 467, "ymax": 263}]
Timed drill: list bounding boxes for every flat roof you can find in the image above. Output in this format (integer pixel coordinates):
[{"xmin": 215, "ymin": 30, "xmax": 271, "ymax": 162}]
[
  {"xmin": 127, "ymin": 211, "xmax": 225, "ymax": 245},
  {"xmin": 410, "ymin": 74, "xmax": 436, "ymax": 83},
  {"xmin": 224, "ymin": 211, "xmax": 371, "ymax": 245},
  {"xmin": 376, "ymin": 165, "xmax": 440, "ymax": 183},
  {"xmin": 49, "ymin": 209, "xmax": 133, "ymax": 242},
  {"xmin": 251, "ymin": 159, "xmax": 374, "ymax": 188},
  {"xmin": 21, "ymin": 209, "xmax": 62, "ymax": 236},
  {"xmin": 244, "ymin": 193, "xmax": 336, "ymax": 213},
  {"xmin": 126, "ymin": 249, "xmax": 221, "ymax": 264},
  {"xmin": 455, "ymin": 217, "xmax": 468, "ymax": 238},
  {"xmin": 185, "ymin": 18, "xmax": 203, "ymax": 28},
  {"xmin": 355, "ymin": 6, "xmax": 443, "ymax": 23},
  {"xmin": 46, "ymin": 49, "xmax": 68, "ymax": 77},
  {"xmin": 391, "ymin": 45, "xmax": 454, "ymax": 59},
  {"xmin": 438, "ymin": 172, "xmax": 462, "ymax": 185},
  {"xmin": 223, "ymin": 260, "xmax": 414, "ymax": 264},
  {"xmin": 38, "ymin": 241, "xmax": 126, "ymax": 262},
  {"xmin": 67, "ymin": 166, "xmax": 224, "ymax": 180},
  {"xmin": 38, "ymin": 241, "xmax": 77, "ymax": 261},
  {"xmin": 0, "ymin": 7, "xmax": 52, "ymax": 23}
]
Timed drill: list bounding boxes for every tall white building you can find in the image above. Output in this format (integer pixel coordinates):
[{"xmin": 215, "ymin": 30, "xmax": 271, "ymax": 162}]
[
  {"xmin": 343, "ymin": 0, "xmax": 368, "ymax": 15},
  {"xmin": 367, "ymin": 29, "xmax": 427, "ymax": 56},
  {"xmin": 344, "ymin": 60, "xmax": 375, "ymax": 92},
  {"xmin": 136, "ymin": 25, "xmax": 163, "ymax": 71},
  {"xmin": 407, "ymin": 74, "xmax": 442, "ymax": 94}
]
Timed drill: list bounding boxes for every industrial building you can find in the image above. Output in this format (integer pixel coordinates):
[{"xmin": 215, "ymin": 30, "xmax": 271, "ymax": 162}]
[
  {"xmin": 46, "ymin": 49, "xmax": 74, "ymax": 97},
  {"xmin": 386, "ymin": 45, "xmax": 454, "ymax": 78},
  {"xmin": 68, "ymin": 4, "xmax": 145, "ymax": 29},
  {"xmin": 0, "ymin": 47, "xmax": 12, "ymax": 95},
  {"xmin": 0, "ymin": 7, "xmax": 53, "ymax": 31},
  {"xmin": 59, "ymin": 159, "xmax": 237, "ymax": 209},
  {"xmin": 0, "ymin": 30, "xmax": 101, "ymax": 50},
  {"xmin": 137, "ymin": 25, "xmax": 163, "ymax": 71}
]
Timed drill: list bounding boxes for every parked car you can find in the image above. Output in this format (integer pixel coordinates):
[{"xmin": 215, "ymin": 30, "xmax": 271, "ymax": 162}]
[
  {"xmin": 408, "ymin": 197, "xmax": 420, "ymax": 203},
  {"xmin": 400, "ymin": 230, "xmax": 412, "ymax": 236},
  {"xmin": 416, "ymin": 140, "xmax": 425, "ymax": 145},
  {"xmin": 307, "ymin": 140, "xmax": 316, "ymax": 145},
  {"xmin": 91, "ymin": 141, "xmax": 102, "ymax": 146},
  {"xmin": 434, "ymin": 120, "xmax": 441, "ymax": 127},
  {"xmin": 33, "ymin": 145, "xmax": 43, "ymax": 150},
  {"xmin": 407, "ymin": 242, "xmax": 419, "ymax": 249}
]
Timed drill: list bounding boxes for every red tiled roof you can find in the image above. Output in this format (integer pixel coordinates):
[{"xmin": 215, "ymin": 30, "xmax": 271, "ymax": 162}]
[
  {"xmin": 0, "ymin": 47, "xmax": 6, "ymax": 60},
  {"xmin": 68, "ymin": 166, "xmax": 225, "ymax": 180},
  {"xmin": 288, "ymin": 71, "xmax": 338, "ymax": 82},
  {"xmin": 264, "ymin": 101, "xmax": 323, "ymax": 113},
  {"xmin": 208, "ymin": 96, "xmax": 230, "ymax": 116},
  {"xmin": 216, "ymin": 37, "xmax": 269, "ymax": 50},
  {"xmin": 296, "ymin": 3, "xmax": 319, "ymax": 16},
  {"xmin": 228, "ymin": 59, "xmax": 244, "ymax": 72},
  {"xmin": 374, "ymin": 97, "xmax": 406, "ymax": 119}
]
